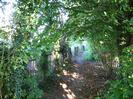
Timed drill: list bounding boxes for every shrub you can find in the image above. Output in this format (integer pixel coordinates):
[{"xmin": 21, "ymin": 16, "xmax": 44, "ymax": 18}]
[{"xmin": 98, "ymin": 45, "xmax": 133, "ymax": 99}]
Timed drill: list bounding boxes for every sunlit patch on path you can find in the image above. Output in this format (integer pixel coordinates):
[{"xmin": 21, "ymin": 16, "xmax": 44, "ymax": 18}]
[
  {"xmin": 60, "ymin": 83, "xmax": 76, "ymax": 99},
  {"xmin": 43, "ymin": 62, "xmax": 107, "ymax": 99},
  {"xmin": 62, "ymin": 70, "xmax": 83, "ymax": 80}
]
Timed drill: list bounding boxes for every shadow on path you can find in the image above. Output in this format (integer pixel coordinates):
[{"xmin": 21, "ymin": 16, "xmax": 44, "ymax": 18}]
[{"xmin": 43, "ymin": 61, "xmax": 107, "ymax": 99}]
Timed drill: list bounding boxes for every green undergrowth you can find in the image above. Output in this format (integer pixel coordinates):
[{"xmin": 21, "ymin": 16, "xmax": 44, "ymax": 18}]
[{"xmin": 96, "ymin": 45, "xmax": 133, "ymax": 99}]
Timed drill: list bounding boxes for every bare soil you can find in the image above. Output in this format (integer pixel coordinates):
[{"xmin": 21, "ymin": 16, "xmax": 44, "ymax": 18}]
[{"xmin": 43, "ymin": 61, "xmax": 108, "ymax": 99}]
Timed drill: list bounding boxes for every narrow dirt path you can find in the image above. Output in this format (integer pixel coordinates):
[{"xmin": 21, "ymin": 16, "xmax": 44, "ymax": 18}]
[{"xmin": 43, "ymin": 62, "xmax": 107, "ymax": 99}]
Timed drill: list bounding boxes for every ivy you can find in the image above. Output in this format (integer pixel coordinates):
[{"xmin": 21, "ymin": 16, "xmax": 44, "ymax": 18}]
[{"xmin": 0, "ymin": 0, "xmax": 132, "ymax": 98}]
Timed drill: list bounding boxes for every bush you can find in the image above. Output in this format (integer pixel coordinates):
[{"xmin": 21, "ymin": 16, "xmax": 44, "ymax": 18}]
[{"xmin": 98, "ymin": 45, "xmax": 133, "ymax": 99}]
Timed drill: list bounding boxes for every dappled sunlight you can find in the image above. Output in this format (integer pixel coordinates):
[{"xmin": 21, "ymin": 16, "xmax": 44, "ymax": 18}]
[
  {"xmin": 60, "ymin": 83, "xmax": 76, "ymax": 99},
  {"xmin": 63, "ymin": 70, "xmax": 69, "ymax": 76},
  {"xmin": 71, "ymin": 72, "xmax": 79, "ymax": 79},
  {"xmin": 0, "ymin": 0, "xmax": 130, "ymax": 98},
  {"xmin": 62, "ymin": 70, "xmax": 83, "ymax": 80},
  {"xmin": 38, "ymin": 60, "xmax": 107, "ymax": 99}
]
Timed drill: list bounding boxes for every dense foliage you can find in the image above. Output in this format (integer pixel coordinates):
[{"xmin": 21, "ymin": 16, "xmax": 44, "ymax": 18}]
[
  {"xmin": 0, "ymin": 0, "xmax": 132, "ymax": 99},
  {"xmin": 98, "ymin": 46, "xmax": 133, "ymax": 99}
]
